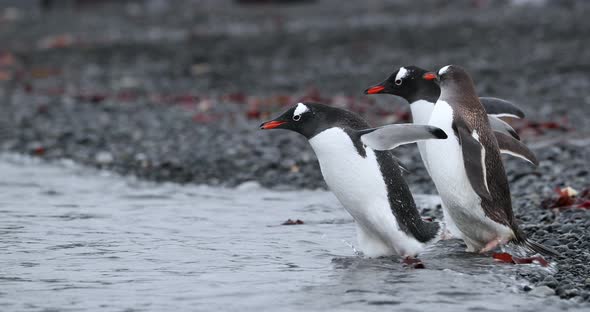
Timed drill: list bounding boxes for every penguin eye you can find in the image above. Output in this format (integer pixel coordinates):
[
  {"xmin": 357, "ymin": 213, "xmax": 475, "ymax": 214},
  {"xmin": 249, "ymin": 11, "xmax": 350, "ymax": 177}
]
[
  {"xmin": 395, "ymin": 79, "xmax": 402, "ymax": 86},
  {"xmin": 293, "ymin": 114, "xmax": 301, "ymax": 121}
]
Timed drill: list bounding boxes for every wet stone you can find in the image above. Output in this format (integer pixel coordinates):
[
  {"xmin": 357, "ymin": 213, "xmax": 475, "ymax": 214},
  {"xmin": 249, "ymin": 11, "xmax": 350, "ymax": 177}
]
[{"xmin": 530, "ymin": 286, "xmax": 556, "ymax": 297}]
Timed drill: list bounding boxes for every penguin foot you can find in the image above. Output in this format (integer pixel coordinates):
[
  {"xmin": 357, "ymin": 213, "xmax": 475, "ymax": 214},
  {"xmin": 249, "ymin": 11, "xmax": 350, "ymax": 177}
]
[
  {"xmin": 401, "ymin": 257, "xmax": 425, "ymax": 269},
  {"xmin": 440, "ymin": 229, "xmax": 454, "ymax": 240},
  {"xmin": 480, "ymin": 238, "xmax": 509, "ymax": 253},
  {"xmin": 437, "ymin": 221, "xmax": 455, "ymax": 241}
]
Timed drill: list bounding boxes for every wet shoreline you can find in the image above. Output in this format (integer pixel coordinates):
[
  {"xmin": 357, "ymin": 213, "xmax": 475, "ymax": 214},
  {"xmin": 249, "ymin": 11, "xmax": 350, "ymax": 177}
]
[{"xmin": 0, "ymin": 154, "xmax": 588, "ymax": 311}]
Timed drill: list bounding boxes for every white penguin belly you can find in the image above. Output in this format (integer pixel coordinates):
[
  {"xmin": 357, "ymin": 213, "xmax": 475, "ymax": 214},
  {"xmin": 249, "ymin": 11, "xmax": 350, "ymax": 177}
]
[
  {"xmin": 410, "ymin": 100, "xmax": 435, "ymax": 125},
  {"xmin": 425, "ymin": 101, "xmax": 510, "ymax": 250},
  {"xmin": 309, "ymin": 127, "xmax": 424, "ymax": 257},
  {"xmin": 410, "ymin": 100, "xmax": 462, "ymax": 239},
  {"xmin": 410, "ymin": 100, "xmax": 435, "ymax": 175}
]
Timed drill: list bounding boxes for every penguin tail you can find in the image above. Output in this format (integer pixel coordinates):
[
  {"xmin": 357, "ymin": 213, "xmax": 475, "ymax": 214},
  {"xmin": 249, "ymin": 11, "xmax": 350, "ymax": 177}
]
[
  {"xmin": 522, "ymin": 239, "xmax": 561, "ymax": 258},
  {"xmin": 512, "ymin": 226, "xmax": 561, "ymax": 258}
]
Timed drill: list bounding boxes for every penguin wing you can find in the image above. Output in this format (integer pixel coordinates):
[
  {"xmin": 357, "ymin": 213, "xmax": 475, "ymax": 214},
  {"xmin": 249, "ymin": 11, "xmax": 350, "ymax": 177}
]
[
  {"xmin": 488, "ymin": 115, "xmax": 519, "ymax": 140},
  {"xmin": 453, "ymin": 117, "xmax": 493, "ymax": 201},
  {"xmin": 480, "ymin": 97, "xmax": 525, "ymax": 119},
  {"xmin": 359, "ymin": 124, "xmax": 447, "ymax": 151},
  {"xmin": 494, "ymin": 131, "xmax": 539, "ymax": 166}
]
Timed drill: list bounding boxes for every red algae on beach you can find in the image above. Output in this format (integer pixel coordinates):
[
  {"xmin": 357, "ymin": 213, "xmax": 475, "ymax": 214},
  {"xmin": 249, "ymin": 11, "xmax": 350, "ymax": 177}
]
[{"xmin": 493, "ymin": 253, "xmax": 549, "ymax": 267}]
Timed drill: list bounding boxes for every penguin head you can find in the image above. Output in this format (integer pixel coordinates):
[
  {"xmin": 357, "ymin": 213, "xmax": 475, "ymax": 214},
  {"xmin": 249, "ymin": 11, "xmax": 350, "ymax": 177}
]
[
  {"xmin": 259, "ymin": 102, "xmax": 317, "ymax": 138},
  {"xmin": 260, "ymin": 102, "xmax": 368, "ymax": 139},
  {"xmin": 424, "ymin": 65, "xmax": 472, "ymax": 89},
  {"xmin": 364, "ymin": 66, "xmax": 440, "ymax": 103}
]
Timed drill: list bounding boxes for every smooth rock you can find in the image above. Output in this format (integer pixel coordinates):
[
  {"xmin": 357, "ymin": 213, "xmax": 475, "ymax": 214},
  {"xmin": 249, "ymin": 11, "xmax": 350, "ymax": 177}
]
[{"xmin": 530, "ymin": 286, "xmax": 555, "ymax": 297}]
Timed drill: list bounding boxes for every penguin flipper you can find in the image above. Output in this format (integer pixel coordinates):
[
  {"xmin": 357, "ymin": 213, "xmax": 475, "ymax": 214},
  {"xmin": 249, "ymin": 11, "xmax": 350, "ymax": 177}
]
[
  {"xmin": 453, "ymin": 118, "xmax": 493, "ymax": 201},
  {"xmin": 488, "ymin": 115, "xmax": 520, "ymax": 140},
  {"xmin": 494, "ymin": 131, "xmax": 539, "ymax": 166},
  {"xmin": 359, "ymin": 124, "xmax": 447, "ymax": 151},
  {"xmin": 480, "ymin": 97, "xmax": 525, "ymax": 119}
]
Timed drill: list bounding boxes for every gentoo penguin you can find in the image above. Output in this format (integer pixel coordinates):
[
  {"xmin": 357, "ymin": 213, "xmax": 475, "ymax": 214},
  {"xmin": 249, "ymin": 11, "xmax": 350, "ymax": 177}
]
[
  {"xmin": 260, "ymin": 102, "xmax": 448, "ymax": 258},
  {"xmin": 364, "ymin": 65, "xmax": 538, "ymax": 170},
  {"xmin": 363, "ymin": 66, "xmax": 557, "ymax": 256},
  {"xmin": 363, "ymin": 66, "xmax": 538, "ymax": 240}
]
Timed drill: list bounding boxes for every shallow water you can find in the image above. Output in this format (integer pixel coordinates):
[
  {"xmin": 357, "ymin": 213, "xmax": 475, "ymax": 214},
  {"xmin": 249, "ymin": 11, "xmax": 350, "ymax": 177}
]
[{"xmin": 0, "ymin": 154, "xmax": 585, "ymax": 312}]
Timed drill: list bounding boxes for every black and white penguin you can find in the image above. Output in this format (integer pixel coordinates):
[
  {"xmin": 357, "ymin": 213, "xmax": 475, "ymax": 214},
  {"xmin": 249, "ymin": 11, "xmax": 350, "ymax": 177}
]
[
  {"xmin": 260, "ymin": 102, "xmax": 448, "ymax": 258},
  {"xmin": 363, "ymin": 65, "xmax": 538, "ymax": 169},
  {"xmin": 363, "ymin": 65, "xmax": 538, "ymax": 241},
  {"xmin": 364, "ymin": 66, "xmax": 557, "ymax": 256}
]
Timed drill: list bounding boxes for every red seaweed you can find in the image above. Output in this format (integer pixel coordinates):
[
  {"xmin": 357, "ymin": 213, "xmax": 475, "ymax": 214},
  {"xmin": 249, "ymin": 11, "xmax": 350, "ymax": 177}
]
[
  {"xmin": 493, "ymin": 252, "xmax": 549, "ymax": 267},
  {"xmin": 493, "ymin": 252, "xmax": 514, "ymax": 263},
  {"xmin": 541, "ymin": 187, "xmax": 590, "ymax": 210},
  {"xmin": 32, "ymin": 146, "xmax": 46, "ymax": 156}
]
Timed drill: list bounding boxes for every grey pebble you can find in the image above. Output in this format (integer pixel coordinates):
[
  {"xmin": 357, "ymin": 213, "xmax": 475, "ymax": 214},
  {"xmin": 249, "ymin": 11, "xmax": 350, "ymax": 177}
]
[{"xmin": 530, "ymin": 286, "xmax": 555, "ymax": 297}]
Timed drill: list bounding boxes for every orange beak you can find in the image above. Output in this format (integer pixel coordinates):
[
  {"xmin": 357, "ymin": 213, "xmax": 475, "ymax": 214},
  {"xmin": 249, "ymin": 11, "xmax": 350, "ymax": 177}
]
[
  {"xmin": 422, "ymin": 72, "xmax": 438, "ymax": 81},
  {"xmin": 259, "ymin": 120, "xmax": 287, "ymax": 129},
  {"xmin": 364, "ymin": 85, "xmax": 385, "ymax": 94}
]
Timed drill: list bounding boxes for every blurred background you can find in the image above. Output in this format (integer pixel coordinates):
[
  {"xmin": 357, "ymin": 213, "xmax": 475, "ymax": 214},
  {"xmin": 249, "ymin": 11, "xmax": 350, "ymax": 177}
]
[{"xmin": 0, "ymin": 0, "xmax": 588, "ymax": 189}]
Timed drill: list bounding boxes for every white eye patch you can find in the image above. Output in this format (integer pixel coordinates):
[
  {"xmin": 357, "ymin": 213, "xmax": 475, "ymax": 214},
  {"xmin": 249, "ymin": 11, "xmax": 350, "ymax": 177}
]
[
  {"xmin": 293, "ymin": 103, "xmax": 310, "ymax": 117},
  {"xmin": 395, "ymin": 67, "xmax": 409, "ymax": 81},
  {"xmin": 439, "ymin": 65, "xmax": 452, "ymax": 75}
]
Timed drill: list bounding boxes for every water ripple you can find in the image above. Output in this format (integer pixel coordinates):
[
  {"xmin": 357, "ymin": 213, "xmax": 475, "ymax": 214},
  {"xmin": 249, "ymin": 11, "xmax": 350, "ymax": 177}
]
[{"xmin": 0, "ymin": 155, "xmax": 586, "ymax": 312}]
